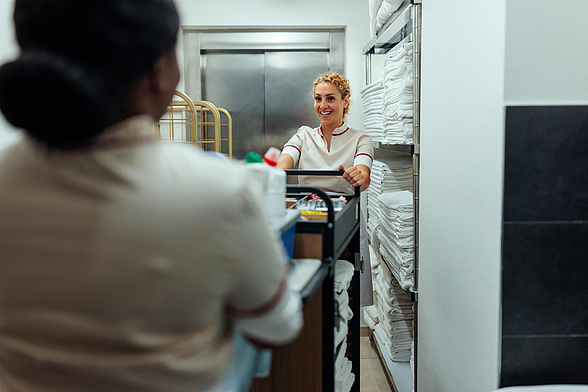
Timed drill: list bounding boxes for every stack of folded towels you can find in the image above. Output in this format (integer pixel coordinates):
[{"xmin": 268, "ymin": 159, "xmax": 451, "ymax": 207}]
[
  {"xmin": 369, "ymin": 0, "xmax": 405, "ymax": 38},
  {"xmin": 366, "ymin": 160, "xmax": 412, "ymax": 238},
  {"xmin": 382, "ymin": 41, "xmax": 414, "ymax": 144},
  {"xmin": 363, "ymin": 245, "xmax": 382, "ymax": 330},
  {"xmin": 366, "ymin": 244, "xmax": 414, "ymax": 362},
  {"xmin": 361, "ymin": 80, "xmax": 385, "ymax": 142},
  {"xmin": 334, "ymin": 260, "xmax": 355, "ymax": 392},
  {"xmin": 377, "ymin": 190, "xmax": 414, "ymax": 290}
]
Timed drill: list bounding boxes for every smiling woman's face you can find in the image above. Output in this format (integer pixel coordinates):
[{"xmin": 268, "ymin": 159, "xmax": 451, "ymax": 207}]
[{"xmin": 313, "ymin": 82, "xmax": 349, "ymax": 130}]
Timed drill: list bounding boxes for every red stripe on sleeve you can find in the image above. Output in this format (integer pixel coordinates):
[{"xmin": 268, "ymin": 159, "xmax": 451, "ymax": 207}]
[
  {"xmin": 284, "ymin": 145, "xmax": 301, "ymax": 154},
  {"xmin": 227, "ymin": 278, "xmax": 287, "ymax": 319},
  {"xmin": 354, "ymin": 153, "xmax": 374, "ymax": 161}
]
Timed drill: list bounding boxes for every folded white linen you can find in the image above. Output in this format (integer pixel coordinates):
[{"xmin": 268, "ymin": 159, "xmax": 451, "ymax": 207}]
[
  {"xmin": 375, "ymin": 274, "xmax": 412, "ymax": 308},
  {"xmin": 364, "ymin": 304, "xmax": 380, "ymax": 324},
  {"xmin": 363, "ymin": 308, "xmax": 379, "ymax": 329},
  {"xmin": 336, "ymin": 291, "xmax": 354, "ymax": 322},
  {"xmin": 378, "ymin": 245, "xmax": 413, "ymax": 289},
  {"xmin": 378, "ymin": 191, "xmax": 413, "ymax": 210},
  {"xmin": 334, "ymin": 317, "xmax": 349, "ymax": 347},
  {"xmin": 374, "ymin": 324, "xmax": 412, "ymax": 362},
  {"xmin": 362, "ymin": 79, "xmax": 385, "ymax": 141},
  {"xmin": 378, "ymin": 303, "xmax": 413, "ymax": 324},
  {"xmin": 361, "ymin": 80, "xmax": 385, "ymax": 95},
  {"xmin": 376, "ymin": 0, "xmax": 404, "ymax": 30},
  {"xmin": 335, "ymin": 358, "xmax": 355, "ymax": 392},
  {"xmin": 369, "ymin": 245, "xmax": 381, "ymax": 269},
  {"xmin": 381, "ymin": 41, "xmax": 414, "ymax": 144},
  {"xmin": 369, "ymin": 0, "xmax": 384, "ymax": 37},
  {"xmin": 335, "ymin": 340, "xmax": 347, "ymax": 369},
  {"xmin": 334, "ymin": 259, "xmax": 354, "ymax": 293}
]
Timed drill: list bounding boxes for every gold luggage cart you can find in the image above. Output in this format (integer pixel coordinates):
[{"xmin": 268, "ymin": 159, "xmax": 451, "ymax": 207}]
[{"xmin": 154, "ymin": 91, "xmax": 233, "ymax": 158}]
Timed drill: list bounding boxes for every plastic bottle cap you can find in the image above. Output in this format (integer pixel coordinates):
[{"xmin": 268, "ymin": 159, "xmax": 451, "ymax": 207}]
[
  {"xmin": 263, "ymin": 147, "xmax": 281, "ymax": 167},
  {"xmin": 245, "ymin": 152, "xmax": 264, "ymax": 164}
]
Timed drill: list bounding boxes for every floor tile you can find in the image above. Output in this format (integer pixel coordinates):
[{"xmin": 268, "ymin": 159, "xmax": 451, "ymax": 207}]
[
  {"xmin": 360, "ymin": 336, "xmax": 380, "ymax": 359},
  {"xmin": 359, "ymin": 336, "xmax": 393, "ymax": 392}
]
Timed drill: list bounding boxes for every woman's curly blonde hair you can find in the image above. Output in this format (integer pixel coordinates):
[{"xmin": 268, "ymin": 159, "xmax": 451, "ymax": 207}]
[{"xmin": 313, "ymin": 72, "xmax": 352, "ymax": 116}]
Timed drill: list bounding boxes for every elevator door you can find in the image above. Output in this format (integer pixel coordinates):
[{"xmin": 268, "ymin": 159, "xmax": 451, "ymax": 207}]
[
  {"xmin": 264, "ymin": 51, "xmax": 329, "ymax": 151},
  {"xmin": 201, "ymin": 53, "xmax": 266, "ymax": 158},
  {"xmin": 201, "ymin": 51, "xmax": 329, "ymax": 159}
]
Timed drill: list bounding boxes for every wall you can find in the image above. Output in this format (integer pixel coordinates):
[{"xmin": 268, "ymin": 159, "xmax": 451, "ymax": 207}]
[
  {"xmin": 504, "ymin": 0, "xmax": 588, "ymax": 105},
  {"xmin": 173, "ymin": 0, "xmax": 370, "ymax": 131},
  {"xmin": 500, "ymin": 0, "xmax": 588, "ymax": 387},
  {"xmin": 418, "ymin": 1, "xmax": 506, "ymax": 391},
  {"xmin": 0, "ymin": 0, "xmax": 21, "ymax": 150}
]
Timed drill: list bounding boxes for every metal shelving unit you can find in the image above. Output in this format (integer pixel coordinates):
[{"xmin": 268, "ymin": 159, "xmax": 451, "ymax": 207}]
[
  {"xmin": 373, "ymin": 142, "xmax": 416, "ymax": 155},
  {"xmin": 363, "ymin": 1, "xmax": 422, "ymax": 391}
]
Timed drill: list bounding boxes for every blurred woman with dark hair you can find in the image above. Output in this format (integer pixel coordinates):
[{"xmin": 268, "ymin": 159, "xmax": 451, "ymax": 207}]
[{"xmin": 0, "ymin": 1, "xmax": 302, "ymax": 391}]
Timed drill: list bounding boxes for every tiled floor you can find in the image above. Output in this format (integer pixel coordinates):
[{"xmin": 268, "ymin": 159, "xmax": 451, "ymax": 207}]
[{"xmin": 360, "ymin": 336, "xmax": 394, "ymax": 392}]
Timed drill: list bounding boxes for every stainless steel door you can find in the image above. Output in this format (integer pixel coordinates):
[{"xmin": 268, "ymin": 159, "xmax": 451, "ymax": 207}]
[
  {"xmin": 201, "ymin": 53, "xmax": 265, "ymax": 158},
  {"xmin": 189, "ymin": 29, "xmax": 345, "ymax": 159},
  {"xmin": 264, "ymin": 51, "xmax": 329, "ymax": 152}
]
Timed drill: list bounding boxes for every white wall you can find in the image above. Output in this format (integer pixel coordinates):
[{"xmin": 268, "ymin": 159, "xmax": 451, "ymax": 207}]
[
  {"xmin": 173, "ymin": 0, "xmax": 370, "ymax": 131},
  {"xmin": 505, "ymin": 0, "xmax": 588, "ymax": 105},
  {"xmin": 0, "ymin": 0, "xmax": 21, "ymax": 150},
  {"xmin": 418, "ymin": 1, "xmax": 506, "ymax": 391}
]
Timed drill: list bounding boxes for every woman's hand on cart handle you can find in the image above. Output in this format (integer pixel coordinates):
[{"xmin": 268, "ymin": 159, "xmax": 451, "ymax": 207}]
[{"xmin": 338, "ymin": 164, "xmax": 371, "ymax": 192}]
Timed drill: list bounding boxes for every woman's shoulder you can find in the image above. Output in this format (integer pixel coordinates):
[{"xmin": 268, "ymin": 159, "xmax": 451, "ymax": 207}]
[
  {"xmin": 347, "ymin": 127, "xmax": 372, "ymax": 140},
  {"xmin": 156, "ymin": 143, "xmax": 247, "ymax": 191},
  {"xmin": 296, "ymin": 125, "xmax": 317, "ymax": 134}
]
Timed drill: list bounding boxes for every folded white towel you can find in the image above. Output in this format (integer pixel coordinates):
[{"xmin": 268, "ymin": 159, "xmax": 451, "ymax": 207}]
[
  {"xmin": 369, "ymin": 0, "xmax": 384, "ymax": 37},
  {"xmin": 336, "ymin": 291, "xmax": 354, "ymax": 322},
  {"xmin": 334, "ymin": 259, "xmax": 355, "ymax": 293},
  {"xmin": 335, "ymin": 358, "xmax": 355, "ymax": 392},
  {"xmin": 378, "ymin": 191, "xmax": 413, "ymax": 210},
  {"xmin": 364, "ymin": 305, "xmax": 380, "ymax": 324},
  {"xmin": 334, "ymin": 317, "xmax": 349, "ymax": 347},
  {"xmin": 376, "ymin": 0, "xmax": 405, "ymax": 32},
  {"xmin": 363, "ymin": 308, "xmax": 379, "ymax": 329},
  {"xmin": 335, "ymin": 340, "xmax": 347, "ymax": 369},
  {"xmin": 375, "ymin": 324, "xmax": 412, "ymax": 362}
]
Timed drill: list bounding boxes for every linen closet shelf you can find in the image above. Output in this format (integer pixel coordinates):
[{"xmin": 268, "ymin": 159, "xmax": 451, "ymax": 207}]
[{"xmin": 362, "ymin": 1, "xmax": 421, "ymax": 392}]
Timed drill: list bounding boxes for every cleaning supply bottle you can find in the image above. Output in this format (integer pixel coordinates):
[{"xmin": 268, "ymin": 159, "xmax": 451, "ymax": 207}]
[
  {"xmin": 262, "ymin": 147, "xmax": 281, "ymax": 166},
  {"xmin": 245, "ymin": 151, "xmax": 264, "ymax": 164},
  {"xmin": 243, "ymin": 148, "xmax": 286, "ymax": 225}
]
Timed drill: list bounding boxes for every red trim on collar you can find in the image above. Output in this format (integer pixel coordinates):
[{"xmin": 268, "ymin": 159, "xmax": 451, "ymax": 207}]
[
  {"xmin": 317, "ymin": 126, "xmax": 325, "ymax": 139},
  {"xmin": 333, "ymin": 127, "xmax": 350, "ymax": 136}
]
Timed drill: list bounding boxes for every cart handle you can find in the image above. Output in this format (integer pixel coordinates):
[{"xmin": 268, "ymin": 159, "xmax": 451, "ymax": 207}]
[{"xmin": 284, "ymin": 169, "xmax": 360, "ymax": 198}]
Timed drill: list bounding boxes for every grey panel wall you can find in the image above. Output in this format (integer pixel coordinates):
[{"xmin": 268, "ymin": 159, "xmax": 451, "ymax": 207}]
[
  {"xmin": 201, "ymin": 53, "xmax": 265, "ymax": 158},
  {"xmin": 501, "ymin": 106, "xmax": 588, "ymax": 387},
  {"xmin": 264, "ymin": 51, "xmax": 329, "ymax": 151}
]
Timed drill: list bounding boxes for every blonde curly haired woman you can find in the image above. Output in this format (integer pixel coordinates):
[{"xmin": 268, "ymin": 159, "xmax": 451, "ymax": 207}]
[
  {"xmin": 277, "ymin": 72, "xmax": 374, "ymax": 193},
  {"xmin": 277, "ymin": 72, "xmax": 374, "ymax": 307}
]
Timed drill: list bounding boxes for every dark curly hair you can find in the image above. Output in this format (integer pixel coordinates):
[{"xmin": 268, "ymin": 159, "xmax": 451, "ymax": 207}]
[{"xmin": 0, "ymin": 0, "xmax": 180, "ymax": 148}]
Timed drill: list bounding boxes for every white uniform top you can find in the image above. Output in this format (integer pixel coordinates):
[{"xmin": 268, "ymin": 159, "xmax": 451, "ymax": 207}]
[
  {"xmin": 0, "ymin": 115, "xmax": 302, "ymax": 392},
  {"xmin": 282, "ymin": 123, "xmax": 374, "ymax": 193}
]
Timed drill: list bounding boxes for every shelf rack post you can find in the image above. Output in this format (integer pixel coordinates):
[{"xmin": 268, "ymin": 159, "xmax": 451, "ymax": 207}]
[{"xmin": 411, "ymin": 5, "xmax": 422, "ymax": 392}]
